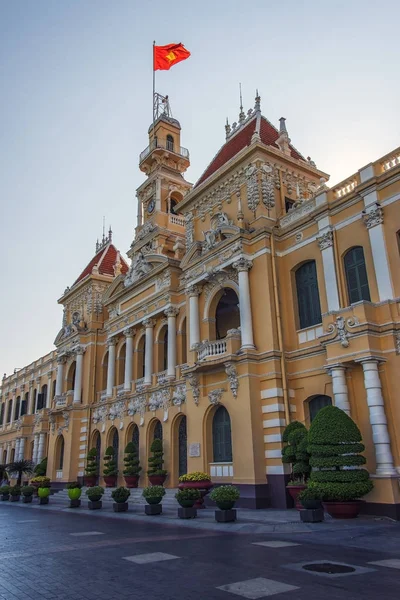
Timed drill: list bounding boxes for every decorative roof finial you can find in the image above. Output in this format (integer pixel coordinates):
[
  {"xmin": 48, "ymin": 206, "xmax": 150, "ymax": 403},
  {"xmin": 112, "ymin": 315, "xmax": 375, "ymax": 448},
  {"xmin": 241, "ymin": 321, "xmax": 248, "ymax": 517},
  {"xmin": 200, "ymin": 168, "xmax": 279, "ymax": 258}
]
[
  {"xmin": 239, "ymin": 83, "xmax": 245, "ymax": 123},
  {"xmin": 279, "ymin": 117, "xmax": 288, "ymax": 134},
  {"xmin": 225, "ymin": 117, "xmax": 231, "ymax": 139},
  {"xmin": 108, "ymin": 226, "xmax": 113, "ymax": 242},
  {"xmin": 277, "ymin": 117, "xmax": 291, "ymax": 156},
  {"xmin": 254, "ymin": 89, "xmax": 261, "ymax": 112}
]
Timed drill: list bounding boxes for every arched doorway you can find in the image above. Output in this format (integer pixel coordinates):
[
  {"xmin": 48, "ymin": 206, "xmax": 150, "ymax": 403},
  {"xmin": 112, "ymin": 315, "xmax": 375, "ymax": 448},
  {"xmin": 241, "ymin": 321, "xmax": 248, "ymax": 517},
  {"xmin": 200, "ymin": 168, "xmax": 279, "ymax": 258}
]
[
  {"xmin": 308, "ymin": 395, "xmax": 332, "ymax": 422},
  {"xmin": 117, "ymin": 343, "xmax": 126, "ymax": 386},
  {"xmin": 178, "ymin": 416, "xmax": 187, "ymax": 477},
  {"xmin": 101, "ymin": 352, "xmax": 109, "ymax": 391},
  {"xmin": 136, "ymin": 335, "xmax": 146, "ymax": 379},
  {"xmin": 56, "ymin": 435, "xmax": 65, "ymax": 471},
  {"xmin": 154, "ymin": 420, "xmax": 162, "ymax": 441},
  {"xmin": 112, "ymin": 429, "xmax": 119, "ymax": 470},
  {"xmin": 66, "ymin": 362, "xmax": 76, "ymax": 392},
  {"xmin": 212, "ymin": 406, "xmax": 233, "ymax": 462},
  {"xmin": 131, "ymin": 424, "xmax": 139, "ymax": 448},
  {"xmin": 215, "ymin": 289, "xmax": 240, "ymax": 339}
]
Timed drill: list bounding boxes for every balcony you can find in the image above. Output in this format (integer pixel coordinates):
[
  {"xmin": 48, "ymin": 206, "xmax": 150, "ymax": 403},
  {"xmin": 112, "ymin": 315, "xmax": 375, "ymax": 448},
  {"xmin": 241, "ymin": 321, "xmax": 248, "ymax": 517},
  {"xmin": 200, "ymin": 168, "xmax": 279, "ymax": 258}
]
[
  {"xmin": 139, "ymin": 139, "xmax": 190, "ymax": 164},
  {"xmin": 197, "ymin": 331, "xmax": 241, "ymax": 363},
  {"xmin": 168, "ymin": 214, "xmax": 185, "ymax": 227},
  {"xmin": 135, "ymin": 377, "xmax": 146, "ymax": 392},
  {"xmin": 156, "ymin": 370, "xmax": 169, "ymax": 385},
  {"xmin": 198, "ymin": 340, "xmax": 227, "ymax": 361}
]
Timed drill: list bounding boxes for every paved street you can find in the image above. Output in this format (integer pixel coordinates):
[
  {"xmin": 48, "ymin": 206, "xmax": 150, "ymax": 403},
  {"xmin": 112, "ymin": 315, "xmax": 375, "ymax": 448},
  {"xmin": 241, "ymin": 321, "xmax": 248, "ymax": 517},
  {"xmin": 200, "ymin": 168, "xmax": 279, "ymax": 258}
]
[{"xmin": 1, "ymin": 502, "xmax": 400, "ymax": 599}]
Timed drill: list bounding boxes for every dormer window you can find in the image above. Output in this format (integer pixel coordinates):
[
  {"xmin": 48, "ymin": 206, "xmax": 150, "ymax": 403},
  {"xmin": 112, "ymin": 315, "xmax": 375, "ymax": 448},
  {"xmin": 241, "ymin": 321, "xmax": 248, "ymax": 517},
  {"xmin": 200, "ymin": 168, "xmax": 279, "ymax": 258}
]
[{"xmin": 166, "ymin": 134, "xmax": 174, "ymax": 151}]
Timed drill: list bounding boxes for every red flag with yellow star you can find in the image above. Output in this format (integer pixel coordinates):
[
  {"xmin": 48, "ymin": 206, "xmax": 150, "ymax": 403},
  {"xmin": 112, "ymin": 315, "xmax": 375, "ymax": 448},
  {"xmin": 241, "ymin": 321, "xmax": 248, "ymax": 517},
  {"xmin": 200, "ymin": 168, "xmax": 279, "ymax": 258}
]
[{"xmin": 153, "ymin": 43, "xmax": 191, "ymax": 71}]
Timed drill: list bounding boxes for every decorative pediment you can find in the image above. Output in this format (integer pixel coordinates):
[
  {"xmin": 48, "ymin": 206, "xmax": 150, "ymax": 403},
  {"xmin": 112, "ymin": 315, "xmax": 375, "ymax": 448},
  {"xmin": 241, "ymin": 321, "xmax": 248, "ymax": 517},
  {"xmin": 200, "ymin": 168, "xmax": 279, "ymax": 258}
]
[
  {"xmin": 180, "ymin": 242, "xmax": 203, "ymax": 269},
  {"xmin": 124, "ymin": 252, "xmax": 154, "ymax": 288}
]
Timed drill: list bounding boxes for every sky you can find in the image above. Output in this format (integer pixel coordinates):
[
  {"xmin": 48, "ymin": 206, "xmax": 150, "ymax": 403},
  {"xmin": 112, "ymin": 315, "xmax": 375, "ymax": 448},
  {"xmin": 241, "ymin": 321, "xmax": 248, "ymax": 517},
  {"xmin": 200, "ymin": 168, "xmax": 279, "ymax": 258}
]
[{"xmin": 0, "ymin": 0, "xmax": 399, "ymax": 376}]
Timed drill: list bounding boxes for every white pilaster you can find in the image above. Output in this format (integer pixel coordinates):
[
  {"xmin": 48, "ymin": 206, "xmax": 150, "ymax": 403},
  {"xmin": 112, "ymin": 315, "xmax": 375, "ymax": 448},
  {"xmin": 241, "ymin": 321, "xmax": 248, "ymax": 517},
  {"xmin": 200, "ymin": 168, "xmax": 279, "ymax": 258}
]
[
  {"xmin": 14, "ymin": 438, "xmax": 20, "ymax": 462},
  {"xmin": 11, "ymin": 394, "xmax": 17, "ymax": 422},
  {"xmin": 144, "ymin": 319, "xmax": 155, "ymax": 386},
  {"xmin": 187, "ymin": 285, "xmax": 201, "ymax": 349},
  {"xmin": 124, "ymin": 329, "xmax": 135, "ymax": 391},
  {"xmin": 136, "ymin": 192, "xmax": 142, "ymax": 227},
  {"xmin": 360, "ymin": 359, "xmax": 396, "ymax": 475},
  {"xmin": 330, "ymin": 365, "xmax": 351, "ymax": 415},
  {"xmin": 46, "ymin": 372, "xmax": 53, "ymax": 408},
  {"xmin": 106, "ymin": 338, "xmax": 116, "ymax": 398},
  {"xmin": 28, "ymin": 383, "xmax": 35, "ymax": 414},
  {"xmin": 73, "ymin": 346, "xmax": 85, "ymax": 404},
  {"xmin": 317, "ymin": 230, "xmax": 340, "ymax": 311},
  {"xmin": 233, "ymin": 258, "xmax": 255, "ymax": 349},
  {"xmin": 37, "ymin": 433, "xmax": 46, "ymax": 464},
  {"xmin": 32, "ymin": 434, "xmax": 39, "ymax": 464},
  {"xmin": 55, "ymin": 356, "xmax": 66, "ymax": 397},
  {"xmin": 362, "ymin": 203, "xmax": 394, "ymax": 301},
  {"xmin": 165, "ymin": 307, "xmax": 179, "ymax": 379},
  {"xmin": 19, "ymin": 437, "xmax": 25, "ymax": 461}
]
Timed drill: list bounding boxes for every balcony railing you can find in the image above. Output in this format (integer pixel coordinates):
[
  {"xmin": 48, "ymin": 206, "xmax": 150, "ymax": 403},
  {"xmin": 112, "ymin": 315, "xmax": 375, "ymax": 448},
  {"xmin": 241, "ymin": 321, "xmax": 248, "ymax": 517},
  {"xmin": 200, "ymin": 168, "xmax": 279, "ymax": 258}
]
[
  {"xmin": 139, "ymin": 139, "xmax": 190, "ymax": 163},
  {"xmin": 157, "ymin": 370, "xmax": 169, "ymax": 385},
  {"xmin": 168, "ymin": 214, "xmax": 185, "ymax": 227},
  {"xmin": 100, "ymin": 390, "xmax": 107, "ymax": 402},
  {"xmin": 55, "ymin": 394, "xmax": 66, "ymax": 407},
  {"xmin": 135, "ymin": 377, "xmax": 146, "ymax": 392},
  {"xmin": 197, "ymin": 340, "xmax": 227, "ymax": 361},
  {"xmin": 210, "ymin": 462, "xmax": 234, "ymax": 478},
  {"xmin": 56, "ymin": 470, "xmax": 63, "ymax": 479},
  {"xmin": 116, "ymin": 384, "xmax": 125, "ymax": 397},
  {"xmin": 381, "ymin": 151, "xmax": 400, "ymax": 173}
]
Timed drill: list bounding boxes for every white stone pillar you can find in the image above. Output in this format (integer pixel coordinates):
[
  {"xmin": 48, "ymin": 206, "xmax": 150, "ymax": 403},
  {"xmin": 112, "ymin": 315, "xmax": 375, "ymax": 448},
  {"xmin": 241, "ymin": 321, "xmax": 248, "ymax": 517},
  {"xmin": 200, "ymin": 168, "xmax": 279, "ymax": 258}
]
[
  {"xmin": 360, "ymin": 359, "xmax": 396, "ymax": 475},
  {"xmin": 233, "ymin": 258, "xmax": 255, "ymax": 349},
  {"xmin": 19, "ymin": 437, "xmax": 25, "ymax": 461},
  {"xmin": 32, "ymin": 434, "xmax": 39, "ymax": 464},
  {"xmin": 144, "ymin": 319, "xmax": 155, "ymax": 386},
  {"xmin": 362, "ymin": 203, "xmax": 394, "ymax": 301},
  {"xmin": 106, "ymin": 338, "xmax": 116, "ymax": 397},
  {"xmin": 55, "ymin": 356, "xmax": 66, "ymax": 397},
  {"xmin": 329, "ymin": 365, "xmax": 351, "ymax": 416},
  {"xmin": 37, "ymin": 433, "xmax": 46, "ymax": 464},
  {"xmin": 136, "ymin": 193, "xmax": 142, "ymax": 227},
  {"xmin": 73, "ymin": 346, "xmax": 85, "ymax": 404},
  {"xmin": 165, "ymin": 307, "xmax": 179, "ymax": 379},
  {"xmin": 187, "ymin": 285, "xmax": 201, "ymax": 349},
  {"xmin": 28, "ymin": 382, "xmax": 34, "ymax": 414},
  {"xmin": 14, "ymin": 438, "xmax": 20, "ymax": 462},
  {"xmin": 123, "ymin": 329, "xmax": 135, "ymax": 391},
  {"xmin": 11, "ymin": 393, "xmax": 17, "ymax": 422},
  {"xmin": 46, "ymin": 372, "xmax": 53, "ymax": 408},
  {"xmin": 317, "ymin": 230, "xmax": 340, "ymax": 312}
]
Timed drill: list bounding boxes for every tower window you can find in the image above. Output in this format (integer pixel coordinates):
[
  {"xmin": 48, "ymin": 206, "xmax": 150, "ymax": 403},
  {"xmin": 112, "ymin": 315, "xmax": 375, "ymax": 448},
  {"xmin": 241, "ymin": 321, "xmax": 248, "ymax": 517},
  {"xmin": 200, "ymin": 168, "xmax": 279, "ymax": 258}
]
[
  {"xmin": 166, "ymin": 135, "xmax": 174, "ymax": 151},
  {"xmin": 285, "ymin": 197, "xmax": 295, "ymax": 213}
]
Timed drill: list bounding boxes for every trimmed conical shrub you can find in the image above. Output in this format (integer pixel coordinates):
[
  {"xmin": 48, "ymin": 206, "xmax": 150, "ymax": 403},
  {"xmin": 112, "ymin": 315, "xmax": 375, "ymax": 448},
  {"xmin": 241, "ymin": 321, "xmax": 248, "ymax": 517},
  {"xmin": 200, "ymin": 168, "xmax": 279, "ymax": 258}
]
[
  {"xmin": 85, "ymin": 448, "xmax": 98, "ymax": 476},
  {"xmin": 147, "ymin": 438, "xmax": 166, "ymax": 476},
  {"xmin": 281, "ymin": 421, "xmax": 310, "ymax": 483},
  {"xmin": 123, "ymin": 442, "xmax": 141, "ymax": 477},
  {"xmin": 308, "ymin": 406, "xmax": 373, "ymax": 501},
  {"xmin": 103, "ymin": 446, "xmax": 118, "ymax": 477}
]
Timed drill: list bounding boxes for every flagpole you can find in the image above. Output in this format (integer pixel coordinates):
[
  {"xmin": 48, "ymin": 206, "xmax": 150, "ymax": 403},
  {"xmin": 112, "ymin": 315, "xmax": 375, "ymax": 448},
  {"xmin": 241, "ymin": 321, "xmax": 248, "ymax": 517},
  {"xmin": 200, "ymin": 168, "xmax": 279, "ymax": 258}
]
[{"xmin": 152, "ymin": 40, "xmax": 156, "ymax": 145}]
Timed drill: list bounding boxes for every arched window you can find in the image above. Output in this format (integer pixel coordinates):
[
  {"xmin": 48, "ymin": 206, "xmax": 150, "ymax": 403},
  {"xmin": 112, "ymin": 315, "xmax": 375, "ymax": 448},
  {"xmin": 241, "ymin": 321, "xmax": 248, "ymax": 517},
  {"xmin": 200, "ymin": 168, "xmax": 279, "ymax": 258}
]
[
  {"xmin": 14, "ymin": 396, "xmax": 21, "ymax": 420},
  {"xmin": 215, "ymin": 289, "xmax": 240, "ymax": 340},
  {"xmin": 163, "ymin": 328, "xmax": 168, "ymax": 372},
  {"xmin": 212, "ymin": 406, "xmax": 233, "ymax": 462},
  {"xmin": 0, "ymin": 403, "xmax": 4, "ymax": 425},
  {"xmin": 181, "ymin": 318, "xmax": 187, "ymax": 364},
  {"xmin": 57, "ymin": 436, "xmax": 65, "ymax": 470},
  {"xmin": 67, "ymin": 363, "xmax": 76, "ymax": 392},
  {"xmin": 131, "ymin": 424, "xmax": 139, "ymax": 448},
  {"xmin": 117, "ymin": 343, "xmax": 126, "ymax": 386},
  {"xmin": 154, "ymin": 420, "xmax": 162, "ymax": 441},
  {"xmin": 308, "ymin": 395, "xmax": 332, "ymax": 422},
  {"xmin": 112, "ymin": 429, "xmax": 119, "ymax": 468},
  {"xmin": 166, "ymin": 134, "xmax": 174, "ymax": 151},
  {"xmin": 20, "ymin": 393, "xmax": 28, "ymax": 417},
  {"xmin": 7, "ymin": 400, "xmax": 12, "ymax": 423},
  {"xmin": 38, "ymin": 385, "xmax": 47, "ymax": 411},
  {"xmin": 52, "ymin": 380, "xmax": 56, "ymax": 401},
  {"xmin": 295, "ymin": 261, "xmax": 322, "ymax": 329},
  {"xmin": 178, "ymin": 416, "xmax": 187, "ymax": 477},
  {"xmin": 102, "ymin": 352, "xmax": 109, "ymax": 391},
  {"xmin": 344, "ymin": 247, "xmax": 371, "ymax": 304}
]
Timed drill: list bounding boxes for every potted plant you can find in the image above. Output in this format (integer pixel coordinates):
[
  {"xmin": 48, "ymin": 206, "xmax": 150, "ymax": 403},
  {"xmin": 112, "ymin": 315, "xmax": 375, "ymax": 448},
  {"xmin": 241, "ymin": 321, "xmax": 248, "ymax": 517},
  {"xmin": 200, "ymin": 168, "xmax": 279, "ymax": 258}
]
[
  {"xmin": 281, "ymin": 421, "xmax": 310, "ymax": 509},
  {"xmin": 6, "ymin": 459, "xmax": 35, "ymax": 486},
  {"xmin": 209, "ymin": 485, "xmax": 240, "ymax": 522},
  {"xmin": 37, "ymin": 478, "xmax": 51, "ymax": 505},
  {"xmin": 123, "ymin": 442, "xmax": 141, "ymax": 488},
  {"xmin": 30, "ymin": 476, "xmax": 51, "ymax": 496},
  {"xmin": 21, "ymin": 485, "xmax": 34, "ymax": 503},
  {"xmin": 0, "ymin": 485, "xmax": 10, "ymax": 501},
  {"xmin": 178, "ymin": 472, "xmax": 213, "ymax": 508},
  {"xmin": 147, "ymin": 439, "xmax": 167, "ymax": 486},
  {"xmin": 308, "ymin": 406, "xmax": 373, "ymax": 519},
  {"xmin": 67, "ymin": 482, "xmax": 82, "ymax": 508},
  {"xmin": 33, "ymin": 457, "xmax": 47, "ymax": 477},
  {"xmin": 85, "ymin": 448, "xmax": 98, "ymax": 487},
  {"xmin": 175, "ymin": 488, "xmax": 201, "ymax": 519},
  {"xmin": 111, "ymin": 486, "xmax": 130, "ymax": 512},
  {"xmin": 103, "ymin": 446, "xmax": 118, "ymax": 487},
  {"xmin": 297, "ymin": 486, "xmax": 324, "ymax": 523},
  {"xmin": 142, "ymin": 485, "xmax": 165, "ymax": 515},
  {"xmin": 86, "ymin": 485, "xmax": 105, "ymax": 510},
  {"xmin": 9, "ymin": 485, "xmax": 21, "ymax": 502}
]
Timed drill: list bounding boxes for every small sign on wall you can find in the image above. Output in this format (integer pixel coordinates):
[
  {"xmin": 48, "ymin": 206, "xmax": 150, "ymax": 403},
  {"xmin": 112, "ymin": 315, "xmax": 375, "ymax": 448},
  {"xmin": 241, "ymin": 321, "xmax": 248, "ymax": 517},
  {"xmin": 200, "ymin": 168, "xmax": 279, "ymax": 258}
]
[{"xmin": 189, "ymin": 443, "xmax": 201, "ymax": 457}]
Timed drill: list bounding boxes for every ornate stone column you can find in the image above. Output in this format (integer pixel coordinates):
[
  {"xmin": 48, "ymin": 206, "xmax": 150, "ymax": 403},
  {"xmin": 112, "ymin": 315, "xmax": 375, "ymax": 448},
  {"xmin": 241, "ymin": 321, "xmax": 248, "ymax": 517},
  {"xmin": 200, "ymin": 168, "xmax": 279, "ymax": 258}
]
[
  {"xmin": 10, "ymin": 391, "xmax": 17, "ymax": 422},
  {"xmin": 73, "ymin": 346, "xmax": 85, "ymax": 404},
  {"xmin": 165, "ymin": 307, "xmax": 179, "ymax": 379},
  {"xmin": 233, "ymin": 258, "xmax": 255, "ymax": 349},
  {"xmin": 35, "ymin": 378, "xmax": 41, "ymax": 411},
  {"xmin": 316, "ymin": 229, "xmax": 340, "ymax": 312},
  {"xmin": 143, "ymin": 319, "xmax": 155, "ymax": 386},
  {"xmin": 28, "ymin": 380, "xmax": 35, "ymax": 414},
  {"xmin": 55, "ymin": 356, "xmax": 66, "ymax": 397},
  {"xmin": 328, "ymin": 365, "xmax": 351, "ymax": 415},
  {"xmin": 187, "ymin": 285, "xmax": 201, "ymax": 349},
  {"xmin": 124, "ymin": 328, "xmax": 135, "ymax": 391},
  {"xmin": 14, "ymin": 438, "xmax": 20, "ymax": 462},
  {"xmin": 46, "ymin": 371, "xmax": 53, "ymax": 408},
  {"xmin": 362, "ymin": 204, "xmax": 394, "ymax": 301},
  {"xmin": 19, "ymin": 437, "xmax": 25, "ymax": 461},
  {"xmin": 106, "ymin": 338, "xmax": 116, "ymax": 398},
  {"xmin": 32, "ymin": 434, "xmax": 39, "ymax": 464},
  {"xmin": 37, "ymin": 433, "xmax": 46, "ymax": 464},
  {"xmin": 359, "ymin": 358, "xmax": 396, "ymax": 475}
]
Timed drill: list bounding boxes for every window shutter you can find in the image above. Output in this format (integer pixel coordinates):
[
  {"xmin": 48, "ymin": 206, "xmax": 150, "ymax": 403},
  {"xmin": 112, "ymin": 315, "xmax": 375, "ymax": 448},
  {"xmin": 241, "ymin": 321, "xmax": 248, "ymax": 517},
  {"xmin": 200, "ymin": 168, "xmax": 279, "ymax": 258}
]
[{"xmin": 295, "ymin": 261, "xmax": 322, "ymax": 329}]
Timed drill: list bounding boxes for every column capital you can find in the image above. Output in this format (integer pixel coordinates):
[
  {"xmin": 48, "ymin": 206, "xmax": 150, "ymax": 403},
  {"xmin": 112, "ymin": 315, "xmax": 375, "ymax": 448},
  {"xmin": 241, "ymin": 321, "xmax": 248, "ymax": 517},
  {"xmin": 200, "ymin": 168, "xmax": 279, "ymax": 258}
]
[
  {"xmin": 124, "ymin": 327, "xmax": 135, "ymax": 338},
  {"xmin": 74, "ymin": 345, "xmax": 86, "ymax": 356},
  {"xmin": 362, "ymin": 204, "xmax": 383, "ymax": 229},
  {"xmin": 317, "ymin": 229, "xmax": 333, "ymax": 250},
  {"xmin": 107, "ymin": 337, "xmax": 117, "ymax": 348},
  {"xmin": 35, "ymin": 377, "xmax": 41, "ymax": 385},
  {"xmin": 143, "ymin": 318, "xmax": 156, "ymax": 328},
  {"xmin": 186, "ymin": 284, "xmax": 202, "ymax": 297},
  {"xmin": 325, "ymin": 363, "xmax": 347, "ymax": 375},
  {"xmin": 164, "ymin": 306, "xmax": 179, "ymax": 318},
  {"xmin": 56, "ymin": 355, "xmax": 67, "ymax": 365},
  {"xmin": 46, "ymin": 371, "xmax": 53, "ymax": 378},
  {"xmin": 233, "ymin": 257, "xmax": 253, "ymax": 272},
  {"xmin": 355, "ymin": 355, "xmax": 386, "ymax": 366}
]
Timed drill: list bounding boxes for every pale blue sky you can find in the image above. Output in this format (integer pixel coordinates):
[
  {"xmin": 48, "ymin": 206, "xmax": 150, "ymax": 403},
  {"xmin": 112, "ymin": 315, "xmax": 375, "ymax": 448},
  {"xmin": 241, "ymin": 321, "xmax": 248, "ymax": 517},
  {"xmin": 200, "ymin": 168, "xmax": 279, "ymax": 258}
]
[{"xmin": 0, "ymin": 0, "xmax": 398, "ymax": 376}]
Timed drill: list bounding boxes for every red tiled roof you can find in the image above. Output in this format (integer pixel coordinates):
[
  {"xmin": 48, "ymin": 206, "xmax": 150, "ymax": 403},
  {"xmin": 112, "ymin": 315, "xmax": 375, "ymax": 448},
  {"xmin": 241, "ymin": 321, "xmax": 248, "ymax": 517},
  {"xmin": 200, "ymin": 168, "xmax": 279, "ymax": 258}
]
[
  {"xmin": 195, "ymin": 116, "xmax": 304, "ymax": 187},
  {"xmin": 74, "ymin": 244, "xmax": 129, "ymax": 285}
]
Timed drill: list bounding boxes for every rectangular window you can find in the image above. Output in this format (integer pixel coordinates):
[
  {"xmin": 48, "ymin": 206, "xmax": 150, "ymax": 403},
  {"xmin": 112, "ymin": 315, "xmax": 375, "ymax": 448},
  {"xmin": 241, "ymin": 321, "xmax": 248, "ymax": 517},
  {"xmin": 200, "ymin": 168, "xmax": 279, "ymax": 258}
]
[
  {"xmin": 0, "ymin": 403, "xmax": 4, "ymax": 425},
  {"xmin": 7, "ymin": 401, "xmax": 12, "ymax": 423}
]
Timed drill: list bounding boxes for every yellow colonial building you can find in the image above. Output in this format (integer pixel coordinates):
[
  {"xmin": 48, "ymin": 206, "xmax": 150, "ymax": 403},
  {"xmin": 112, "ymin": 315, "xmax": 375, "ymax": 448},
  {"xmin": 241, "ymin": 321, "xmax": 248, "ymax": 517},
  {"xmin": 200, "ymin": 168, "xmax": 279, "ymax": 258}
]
[{"xmin": 1, "ymin": 93, "xmax": 400, "ymax": 517}]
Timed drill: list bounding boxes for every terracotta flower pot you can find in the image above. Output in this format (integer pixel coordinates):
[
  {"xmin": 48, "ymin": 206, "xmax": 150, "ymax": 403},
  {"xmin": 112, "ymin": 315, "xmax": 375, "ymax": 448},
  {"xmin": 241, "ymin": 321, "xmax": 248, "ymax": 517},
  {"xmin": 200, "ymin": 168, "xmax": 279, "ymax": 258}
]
[
  {"xmin": 84, "ymin": 475, "xmax": 97, "ymax": 488},
  {"xmin": 148, "ymin": 474, "xmax": 166, "ymax": 486},
  {"xmin": 286, "ymin": 484, "xmax": 306, "ymax": 510},
  {"xmin": 124, "ymin": 475, "xmax": 139, "ymax": 488},
  {"xmin": 323, "ymin": 501, "xmax": 361, "ymax": 519},
  {"xmin": 104, "ymin": 475, "xmax": 117, "ymax": 488},
  {"xmin": 178, "ymin": 480, "xmax": 213, "ymax": 509}
]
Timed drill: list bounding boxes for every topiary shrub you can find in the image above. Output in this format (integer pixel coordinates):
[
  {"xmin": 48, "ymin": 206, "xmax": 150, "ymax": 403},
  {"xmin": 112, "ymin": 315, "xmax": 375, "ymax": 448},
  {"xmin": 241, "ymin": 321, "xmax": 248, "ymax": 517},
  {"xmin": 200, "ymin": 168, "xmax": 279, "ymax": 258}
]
[
  {"xmin": 147, "ymin": 439, "xmax": 167, "ymax": 477},
  {"xmin": 281, "ymin": 421, "xmax": 310, "ymax": 484},
  {"xmin": 111, "ymin": 486, "xmax": 130, "ymax": 504},
  {"xmin": 308, "ymin": 405, "xmax": 373, "ymax": 502},
  {"xmin": 103, "ymin": 447, "xmax": 118, "ymax": 477},
  {"xmin": 85, "ymin": 448, "xmax": 98, "ymax": 476},
  {"xmin": 123, "ymin": 442, "xmax": 141, "ymax": 477}
]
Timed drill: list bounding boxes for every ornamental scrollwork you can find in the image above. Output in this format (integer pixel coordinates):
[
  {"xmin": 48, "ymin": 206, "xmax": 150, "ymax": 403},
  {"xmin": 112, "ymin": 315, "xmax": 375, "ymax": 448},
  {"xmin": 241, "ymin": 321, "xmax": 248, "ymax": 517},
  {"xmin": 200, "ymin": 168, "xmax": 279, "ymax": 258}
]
[
  {"xmin": 124, "ymin": 251, "xmax": 153, "ymax": 288},
  {"xmin": 186, "ymin": 373, "xmax": 200, "ymax": 406},
  {"xmin": 172, "ymin": 384, "xmax": 186, "ymax": 407},
  {"xmin": 208, "ymin": 388, "xmax": 225, "ymax": 406},
  {"xmin": 362, "ymin": 205, "xmax": 384, "ymax": 229},
  {"xmin": 224, "ymin": 363, "xmax": 238, "ymax": 399},
  {"xmin": 326, "ymin": 316, "xmax": 359, "ymax": 348},
  {"xmin": 317, "ymin": 230, "xmax": 333, "ymax": 250}
]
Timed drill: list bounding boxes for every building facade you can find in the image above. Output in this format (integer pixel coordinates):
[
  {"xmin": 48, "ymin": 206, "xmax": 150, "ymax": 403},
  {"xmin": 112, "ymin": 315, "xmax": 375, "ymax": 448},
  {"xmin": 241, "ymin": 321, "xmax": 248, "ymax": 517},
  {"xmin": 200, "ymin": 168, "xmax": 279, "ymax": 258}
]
[{"xmin": 1, "ymin": 93, "xmax": 400, "ymax": 517}]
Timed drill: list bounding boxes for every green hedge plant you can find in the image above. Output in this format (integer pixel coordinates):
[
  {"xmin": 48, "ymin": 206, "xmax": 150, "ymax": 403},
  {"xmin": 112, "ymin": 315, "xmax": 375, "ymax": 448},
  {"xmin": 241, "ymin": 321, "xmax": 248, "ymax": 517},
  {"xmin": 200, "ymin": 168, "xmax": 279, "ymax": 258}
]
[
  {"xmin": 308, "ymin": 405, "xmax": 373, "ymax": 502},
  {"xmin": 142, "ymin": 485, "xmax": 165, "ymax": 505},
  {"xmin": 111, "ymin": 486, "xmax": 131, "ymax": 504},
  {"xmin": 103, "ymin": 446, "xmax": 118, "ymax": 477},
  {"xmin": 85, "ymin": 448, "xmax": 98, "ymax": 476},
  {"xmin": 85, "ymin": 486, "xmax": 104, "ymax": 501},
  {"xmin": 123, "ymin": 442, "xmax": 141, "ymax": 477},
  {"xmin": 21, "ymin": 485, "xmax": 34, "ymax": 497},
  {"xmin": 281, "ymin": 421, "xmax": 310, "ymax": 484},
  {"xmin": 175, "ymin": 488, "xmax": 201, "ymax": 508},
  {"xmin": 147, "ymin": 439, "xmax": 167, "ymax": 477}
]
